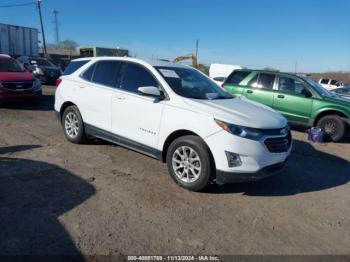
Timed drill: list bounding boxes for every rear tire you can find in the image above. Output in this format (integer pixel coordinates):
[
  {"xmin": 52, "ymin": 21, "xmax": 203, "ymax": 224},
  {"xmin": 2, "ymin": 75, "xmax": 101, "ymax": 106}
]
[
  {"xmin": 316, "ymin": 115, "xmax": 345, "ymax": 142},
  {"xmin": 166, "ymin": 135, "xmax": 214, "ymax": 191},
  {"xmin": 62, "ymin": 105, "xmax": 86, "ymax": 144}
]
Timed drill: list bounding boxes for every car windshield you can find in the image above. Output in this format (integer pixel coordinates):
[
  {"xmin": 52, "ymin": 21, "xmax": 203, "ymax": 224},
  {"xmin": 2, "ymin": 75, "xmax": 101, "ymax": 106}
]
[
  {"xmin": 304, "ymin": 78, "xmax": 334, "ymax": 97},
  {"xmin": 0, "ymin": 58, "xmax": 25, "ymax": 72},
  {"xmin": 30, "ymin": 58, "xmax": 54, "ymax": 67},
  {"xmin": 156, "ymin": 66, "xmax": 233, "ymax": 100}
]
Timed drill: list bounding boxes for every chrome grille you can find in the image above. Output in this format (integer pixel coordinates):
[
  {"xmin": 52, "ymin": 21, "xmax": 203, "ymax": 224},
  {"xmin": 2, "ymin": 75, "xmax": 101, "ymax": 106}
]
[
  {"xmin": 2, "ymin": 81, "xmax": 33, "ymax": 91},
  {"xmin": 264, "ymin": 132, "xmax": 292, "ymax": 153}
]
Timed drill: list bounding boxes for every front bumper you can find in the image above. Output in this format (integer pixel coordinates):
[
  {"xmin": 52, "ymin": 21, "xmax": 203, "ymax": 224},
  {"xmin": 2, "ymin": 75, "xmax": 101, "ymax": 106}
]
[
  {"xmin": 204, "ymin": 129, "xmax": 292, "ymax": 183},
  {"xmin": 216, "ymin": 158, "xmax": 288, "ymax": 184},
  {"xmin": 0, "ymin": 89, "xmax": 42, "ymax": 101}
]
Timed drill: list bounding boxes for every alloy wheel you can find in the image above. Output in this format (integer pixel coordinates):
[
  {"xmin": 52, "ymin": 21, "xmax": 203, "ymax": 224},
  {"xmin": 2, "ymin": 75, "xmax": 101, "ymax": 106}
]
[
  {"xmin": 64, "ymin": 112, "xmax": 79, "ymax": 138},
  {"xmin": 323, "ymin": 120, "xmax": 337, "ymax": 137},
  {"xmin": 172, "ymin": 146, "xmax": 202, "ymax": 183}
]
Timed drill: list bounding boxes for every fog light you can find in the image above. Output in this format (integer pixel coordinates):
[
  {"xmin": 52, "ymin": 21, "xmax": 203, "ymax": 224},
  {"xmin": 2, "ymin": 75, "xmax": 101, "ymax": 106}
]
[{"xmin": 225, "ymin": 151, "xmax": 242, "ymax": 167}]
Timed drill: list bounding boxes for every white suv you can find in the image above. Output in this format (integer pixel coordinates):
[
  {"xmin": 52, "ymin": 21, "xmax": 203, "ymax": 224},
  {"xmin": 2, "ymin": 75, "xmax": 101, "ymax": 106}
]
[
  {"xmin": 55, "ymin": 57, "xmax": 292, "ymax": 191},
  {"xmin": 319, "ymin": 78, "xmax": 344, "ymax": 90}
]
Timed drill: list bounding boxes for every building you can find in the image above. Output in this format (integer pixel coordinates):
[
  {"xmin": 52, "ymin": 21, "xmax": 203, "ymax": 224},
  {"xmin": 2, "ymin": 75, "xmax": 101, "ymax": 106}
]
[
  {"xmin": 78, "ymin": 46, "xmax": 129, "ymax": 57},
  {"xmin": 38, "ymin": 47, "xmax": 80, "ymax": 69}
]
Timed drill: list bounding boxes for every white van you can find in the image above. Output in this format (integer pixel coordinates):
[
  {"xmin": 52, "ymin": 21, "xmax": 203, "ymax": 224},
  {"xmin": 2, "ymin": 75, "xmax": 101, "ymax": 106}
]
[{"xmin": 209, "ymin": 63, "xmax": 243, "ymax": 86}]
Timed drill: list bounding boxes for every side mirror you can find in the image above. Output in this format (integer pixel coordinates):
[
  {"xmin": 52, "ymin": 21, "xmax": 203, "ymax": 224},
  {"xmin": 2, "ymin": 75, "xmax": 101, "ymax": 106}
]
[
  {"xmin": 301, "ymin": 88, "xmax": 312, "ymax": 98},
  {"xmin": 138, "ymin": 86, "xmax": 164, "ymax": 99}
]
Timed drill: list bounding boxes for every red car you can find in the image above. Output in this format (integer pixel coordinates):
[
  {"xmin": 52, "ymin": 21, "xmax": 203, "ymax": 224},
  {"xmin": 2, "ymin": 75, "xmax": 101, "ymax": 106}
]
[{"xmin": 0, "ymin": 54, "xmax": 42, "ymax": 102}]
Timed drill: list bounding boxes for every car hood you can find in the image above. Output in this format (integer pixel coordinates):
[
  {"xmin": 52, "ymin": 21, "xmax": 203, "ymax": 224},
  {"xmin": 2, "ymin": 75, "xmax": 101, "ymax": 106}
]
[
  {"xmin": 339, "ymin": 94, "xmax": 350, "ymax": 101},
  {"xmin": 336, "ymin": 94, "xmax": 350, "ymax": 102},
  {"xmin": 324, "ymin": 95, "xmax": 350, "ymax": 107},
  {"xmin": 183, "ymin": 96, "xmax": 287, "ymax": 129},
  {"xmin": 40, "ymin": 66, "xmax": 60, "ymax": 71},
  {"xmin": 0, "ymin": 71, "xmax": 35, "ymax": 82}
]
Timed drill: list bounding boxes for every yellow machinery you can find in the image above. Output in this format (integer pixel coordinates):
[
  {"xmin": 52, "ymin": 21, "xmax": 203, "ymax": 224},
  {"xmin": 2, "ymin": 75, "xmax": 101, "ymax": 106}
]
[
  {"xmin": 172, "ymin": 54, "xmax": 209, "ymax": 75},
  {"xmin": 172, "ymin": 54, "xmax": 198, "ymax": 69}
]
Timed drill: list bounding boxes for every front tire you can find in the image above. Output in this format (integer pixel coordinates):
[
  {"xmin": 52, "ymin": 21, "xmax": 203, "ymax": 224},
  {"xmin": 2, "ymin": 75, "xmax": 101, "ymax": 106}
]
[
  {"xmin": 166, "ymin": 135, "xmax": 214, "ymax": 191},
  {"xmin": 316, "ymin": 115, "xmax": 346, "ymax": 142},
  {"xmin": 62, "ymin": 105, "xmax": 86, "ymax": 144}
]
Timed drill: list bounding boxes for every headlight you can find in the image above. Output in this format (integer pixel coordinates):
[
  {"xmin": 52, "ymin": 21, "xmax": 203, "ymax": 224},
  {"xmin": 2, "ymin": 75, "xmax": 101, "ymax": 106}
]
[
  {"xmin": 214, "ymin": 119, "xmax": 265, "ymax": 140},
  {"xmin": 33, "ymin": 79, "xmax": 41, "ymax": 91}
]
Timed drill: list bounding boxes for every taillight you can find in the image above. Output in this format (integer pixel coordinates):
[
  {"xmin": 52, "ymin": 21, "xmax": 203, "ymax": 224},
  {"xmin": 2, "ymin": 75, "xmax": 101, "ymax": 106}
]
[
  {"xmin": 56, "ymin": 78, "xmax": 62, "ymax": 87},
  {"xmin": 221, "ymin": 82, "xmax": 225, "ymax": 88}
]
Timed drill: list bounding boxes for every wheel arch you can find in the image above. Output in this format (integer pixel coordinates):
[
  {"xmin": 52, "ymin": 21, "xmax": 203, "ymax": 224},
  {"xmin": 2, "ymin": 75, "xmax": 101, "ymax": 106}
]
[
  {"xmin": 59, "ymin": 101, "xmax": 77, "ymax": 120},
  {"xmin": 313, "ymin": 109, "xmax": 349, "ymax": 126},
  {"xmin": 161, "ymin": 130, "xmax": 216, "ymax": 170}
]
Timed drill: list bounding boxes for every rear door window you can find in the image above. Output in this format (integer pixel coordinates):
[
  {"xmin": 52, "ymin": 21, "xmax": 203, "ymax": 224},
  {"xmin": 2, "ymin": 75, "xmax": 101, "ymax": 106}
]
[
  {"xmin": 249, "ymin": 73, "xmax": 275, "ymax": 89},
  {"xmin": 91, "ymin": 61, "xmax": 121, "ymax": 88},
  {"xmin": 225, "ymin": 71, "xmax": 251, "ymax": 85},
  {"xmin": 258, "ymin": 73, "xmax": 275, "ymax": 89},
  {"xmin": 120, "ymin": 62, "xmax": 159, "ymax": 93},
  {"xmin": 320, "ymin": 79, "xmax": 329, "ymax": 84},
  {"xmin": 63, "ymin": 60, "xmax": 89, "ymax": 75}
]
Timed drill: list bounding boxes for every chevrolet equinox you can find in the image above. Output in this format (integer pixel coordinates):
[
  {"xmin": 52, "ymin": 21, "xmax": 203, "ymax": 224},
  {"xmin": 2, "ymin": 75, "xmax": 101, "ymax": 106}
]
[{"xmin": 55, "ymin": 57, "xmax": 292, "ymax": 191}]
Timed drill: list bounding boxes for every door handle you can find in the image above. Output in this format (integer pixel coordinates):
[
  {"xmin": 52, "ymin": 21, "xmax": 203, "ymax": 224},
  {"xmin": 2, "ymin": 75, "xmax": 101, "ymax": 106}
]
[
  {"xmin": 79, "ymin": 86, "xmax": 85, "ymax": 89},
  {"xmin": 277, "ymin": 95, "xmax": 285, "ymax": 99},
  {"xmin": 114, "ymin": 95, "xmax": 125, "ymax": 100},
  {"xmin": 246, "ymin": 90, "xmax": 253, "ymax": 94}
]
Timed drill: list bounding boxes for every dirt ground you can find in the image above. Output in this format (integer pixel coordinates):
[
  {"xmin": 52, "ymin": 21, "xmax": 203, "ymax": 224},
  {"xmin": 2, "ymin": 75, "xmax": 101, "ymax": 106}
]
[{"xmin": 0, "ymin": 86, "xmax": 349, "ymax": 257}]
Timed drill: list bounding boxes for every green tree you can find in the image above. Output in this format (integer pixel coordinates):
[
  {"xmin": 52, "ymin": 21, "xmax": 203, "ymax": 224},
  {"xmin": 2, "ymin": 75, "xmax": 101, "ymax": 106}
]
[{"xmin": 58, "ymin": 40, "xmax": 79, "ymax": 50}]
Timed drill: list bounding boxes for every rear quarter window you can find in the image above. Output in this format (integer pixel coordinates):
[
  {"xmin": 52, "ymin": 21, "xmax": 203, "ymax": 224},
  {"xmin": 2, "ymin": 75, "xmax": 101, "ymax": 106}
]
[
  {"xmin": 81, "ymin": 63, "xmax": 96, "ymax": 81},
  {"xmin": 225, "ymin": 71, "xmax": 251, "ymax": 85},
  {"xmin": 63, "ymin": 60, "xmax": 90, "ymax": 75}
]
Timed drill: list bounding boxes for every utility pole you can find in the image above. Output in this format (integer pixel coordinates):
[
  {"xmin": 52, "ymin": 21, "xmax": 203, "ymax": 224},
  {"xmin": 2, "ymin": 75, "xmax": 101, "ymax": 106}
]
[
  {"xmin": 36, "ymin": 0, "xmax": 48, "ymax": 58},
  {"xmin": 195, "ymin": 39, "xmax": 199, "ymax": 60},
  {"xmin": 294, "ymin": 60, "xmax": 298, "ymax": 74},
  {"xmin": 53, "ymin": 9, "xmax": 60, "ymax": 45}
]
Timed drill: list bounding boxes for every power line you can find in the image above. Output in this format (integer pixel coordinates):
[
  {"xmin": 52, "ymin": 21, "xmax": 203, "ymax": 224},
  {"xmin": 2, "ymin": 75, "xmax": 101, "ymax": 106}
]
[{"xmin": 0, "ymin": 2, "xmax": 35, "ymax": 8}]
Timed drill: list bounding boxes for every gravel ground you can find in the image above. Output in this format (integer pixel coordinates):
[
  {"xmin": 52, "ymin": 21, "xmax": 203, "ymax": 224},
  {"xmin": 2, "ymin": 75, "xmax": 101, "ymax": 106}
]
[{"xmin": 0, "ymin": 86, "xmax": 349, "ymax": 257}]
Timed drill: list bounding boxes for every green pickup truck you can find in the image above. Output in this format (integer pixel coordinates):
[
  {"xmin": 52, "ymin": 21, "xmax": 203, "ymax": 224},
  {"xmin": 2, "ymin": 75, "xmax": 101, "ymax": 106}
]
[{"xmin": 223, "ymin": 69, "xmax": 350, "ymax": 141}]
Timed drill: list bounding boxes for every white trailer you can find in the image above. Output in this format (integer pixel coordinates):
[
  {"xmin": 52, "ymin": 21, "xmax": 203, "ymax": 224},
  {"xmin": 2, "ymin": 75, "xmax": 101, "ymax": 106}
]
[
  {"xmin": 209, "ymin": 63, "xmax": 243, "ymax": 86},
  {"xmin": 0, "ymin": 23, "xmax": 38, "ymax": 57}
]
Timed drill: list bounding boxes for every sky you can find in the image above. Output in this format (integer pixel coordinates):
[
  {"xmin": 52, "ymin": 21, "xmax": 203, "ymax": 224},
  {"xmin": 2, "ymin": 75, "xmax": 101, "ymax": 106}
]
[{"xmin": 1, "ymin": 0, "xmax": 349, "ymax": 72}]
